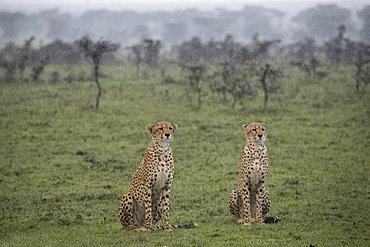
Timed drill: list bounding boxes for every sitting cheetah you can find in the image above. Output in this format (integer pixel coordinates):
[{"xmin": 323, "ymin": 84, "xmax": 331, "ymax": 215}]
[
  {"xmin": 229, "ymin": 122, "xmax": 280, "ymax": 225},
  {"xmin": 119, "ymin": 122, "xmax": 196, "ymax": 231}
]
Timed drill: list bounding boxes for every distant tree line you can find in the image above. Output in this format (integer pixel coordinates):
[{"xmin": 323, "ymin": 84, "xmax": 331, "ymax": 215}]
[
  {"xmin": 1, "ymin": 22, "xmax": 369, "ymax": 110},
  {"xmin": 1, "ymin": 24, "xmax": 370, "ymax": 80},
  {"xmin": 0, "ymin": 4, "xmax": 369, "ymax": 46},
  {"xmin": 175, "ymin": 34, "xmax": 281, "ymax": 64}
]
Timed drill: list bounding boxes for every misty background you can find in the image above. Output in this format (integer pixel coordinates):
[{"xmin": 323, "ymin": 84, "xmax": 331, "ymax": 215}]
[{"xmin": 0, "ymin": 0, "xmax": 369, "ymax": 49}]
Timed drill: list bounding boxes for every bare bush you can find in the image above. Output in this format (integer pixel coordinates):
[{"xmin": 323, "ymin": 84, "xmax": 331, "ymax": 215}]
[
  {"xmin": 181, "ymin": 64, "xmax": 208, "ymax": 110},
  {"xmin": 75, "ymin": 36, "xmax": 120, "ymax": 111},
  {"xmin": 209, "ymin": 62, "xmax": 256, "ymax": 109}
]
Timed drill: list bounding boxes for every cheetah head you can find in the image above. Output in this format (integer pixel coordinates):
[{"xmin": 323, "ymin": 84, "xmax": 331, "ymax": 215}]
[
  {"xmin": 243, "ymin": 122, "xmax": 267, "ymax": 142},
  {"xmin": 147, "ymin": 122, "xmax": 177, "ymax": 142}
]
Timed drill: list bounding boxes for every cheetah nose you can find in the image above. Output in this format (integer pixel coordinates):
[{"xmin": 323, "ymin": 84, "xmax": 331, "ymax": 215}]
[
  {"xmin": 258, "ymin": 134, "xmax": 263, "ymax": 139},
  {"xmin": 165, "ymin": 133, "xmax": 171, "ymax": 138}
]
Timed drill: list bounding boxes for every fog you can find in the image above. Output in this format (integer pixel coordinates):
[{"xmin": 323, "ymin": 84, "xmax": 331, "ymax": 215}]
[{"xmin": 0, "ymin": 0, "xmax": 369, "ymax": 47}]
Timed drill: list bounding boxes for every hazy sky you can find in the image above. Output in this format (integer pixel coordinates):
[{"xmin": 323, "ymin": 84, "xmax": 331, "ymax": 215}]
[
  {"xmin": 7, "ymin": 0, "xmax": 319, "ymax": 3},
  {"xmin": 1, "ymin": 0, "xmax": 362, "ymax": 14},
  {"xmin": 6, "ymin": 0, "xmax": 342, "ymax": 4}
]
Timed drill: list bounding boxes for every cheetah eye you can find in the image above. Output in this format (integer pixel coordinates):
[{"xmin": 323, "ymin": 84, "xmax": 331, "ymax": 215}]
[
  {"xmin": 158, "ymin": 128, "xmax": 163, "ymax": 131},
  {"xmin": 262, "ymin": 129, "xmax": 266, "ymax": 131},
  {"xmin": 169, "ymin": 127, "xmax": 173, "ymax": 130},
  {"xmin": 252, "ymin": 129, "xmax": 256, "ymax": 132}
]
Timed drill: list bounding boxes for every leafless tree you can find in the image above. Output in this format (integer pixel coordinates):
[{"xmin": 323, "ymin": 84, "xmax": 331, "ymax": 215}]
[
  {"xmin": 355, "ymin": 44, "xmax": 370, "ymax": 93},
  {"xmin": 181, "ymin": 64, "xmax": 207, "ymax": 110},
  {"xmin": 260, "ymin": 64, "xmax": 283, "ymax": 109},
  {"xmin": 75, "ymin": 36, "xmax": 120, "ymax": 110}
]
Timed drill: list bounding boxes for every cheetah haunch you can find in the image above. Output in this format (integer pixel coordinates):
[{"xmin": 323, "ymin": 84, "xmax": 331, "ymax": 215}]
[
  {"xmin": 229, "ymin": 122, "xmax": 280, "ymax": 225},
  {"xmin": 119, "ymin": 122, "xmax": 197, "ymax": 231}
]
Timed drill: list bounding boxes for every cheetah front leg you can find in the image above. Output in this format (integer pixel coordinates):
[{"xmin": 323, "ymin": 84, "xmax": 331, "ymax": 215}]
[
  {"xmin": 142, "ymin": 189, "xmax": 154, "ymax": 231},
  {"xmin": 160, "ymin": 185, "xmax": 172, "ymax": 231},
  {"xmin": 255, "ymin": 184, "xmax": 265, "ymax": 224},
  {"xmin": 236, "ymin": 173, "xmax": 253, "ymax": 225},
  {"xmin": 239, "ymin": 187, "xmax": 252, "ymax": 226}
]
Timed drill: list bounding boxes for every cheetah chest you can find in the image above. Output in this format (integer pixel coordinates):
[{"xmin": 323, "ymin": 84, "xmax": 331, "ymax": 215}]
[
  {"xmin": 152, "ymin": 152, "xmax": 173, "ymax": 195},
  {"xmin": 152, "ymin": 164, "xmax": 172, "ymax": 194},
  {"xmin": 247, "ymin": 160, "xmax": 267, "ymax": 190},
  {"xmin": 243, "ymin": 146, "xmax": 268, "ymax": 190}
]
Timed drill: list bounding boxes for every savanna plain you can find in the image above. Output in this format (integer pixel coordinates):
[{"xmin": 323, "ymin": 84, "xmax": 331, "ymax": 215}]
[{"xmin": 0, "ymin": 64, "xmax": 369, "ymax": 246}]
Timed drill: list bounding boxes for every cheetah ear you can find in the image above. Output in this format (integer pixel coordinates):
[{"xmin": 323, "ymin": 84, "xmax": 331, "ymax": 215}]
[
  {"xmin": 171, "ymin": 123, "xmax": 178, "ymax": 130},
  {"xmin": 147, "ymin": 124, "xmax": 155, "ymax": 133},
  {"xmin": 243, "ymin": 124, "xmax": 248, "ymax": 129},
  {"xmin": 261, "ymin": 123, "xmax": 267, "ymax": 128}
]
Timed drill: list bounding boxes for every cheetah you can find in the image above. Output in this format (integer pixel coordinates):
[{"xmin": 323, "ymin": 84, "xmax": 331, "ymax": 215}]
[
  {"xmin": 119, "ymin": 122, "xmax": 196, "ymax": 231},
  {"xmin": 229, "ymin": 122, "xmax": 280, "ymax": 225}
]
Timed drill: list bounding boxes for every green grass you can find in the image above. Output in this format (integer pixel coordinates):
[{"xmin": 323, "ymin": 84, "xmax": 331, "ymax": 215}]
[{"xmin": 0, "ymin": 64, "xmax": 369, "ymax": 246}]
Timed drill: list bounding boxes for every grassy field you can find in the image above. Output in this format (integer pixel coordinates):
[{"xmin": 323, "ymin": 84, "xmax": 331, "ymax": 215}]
[{"xmin": 0, "ymin": 64, "xmax": 369, "ymax": 246}]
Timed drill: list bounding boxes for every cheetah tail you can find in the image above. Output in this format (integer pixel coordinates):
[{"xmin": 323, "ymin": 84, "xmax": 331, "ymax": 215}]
[
  {"xmin": 154, "ymin": 223, "xmax": 198, "ymax": 230},
  {"xmin": 263, "ymin": 216, "xmax": 281, "ymax": 224}
]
